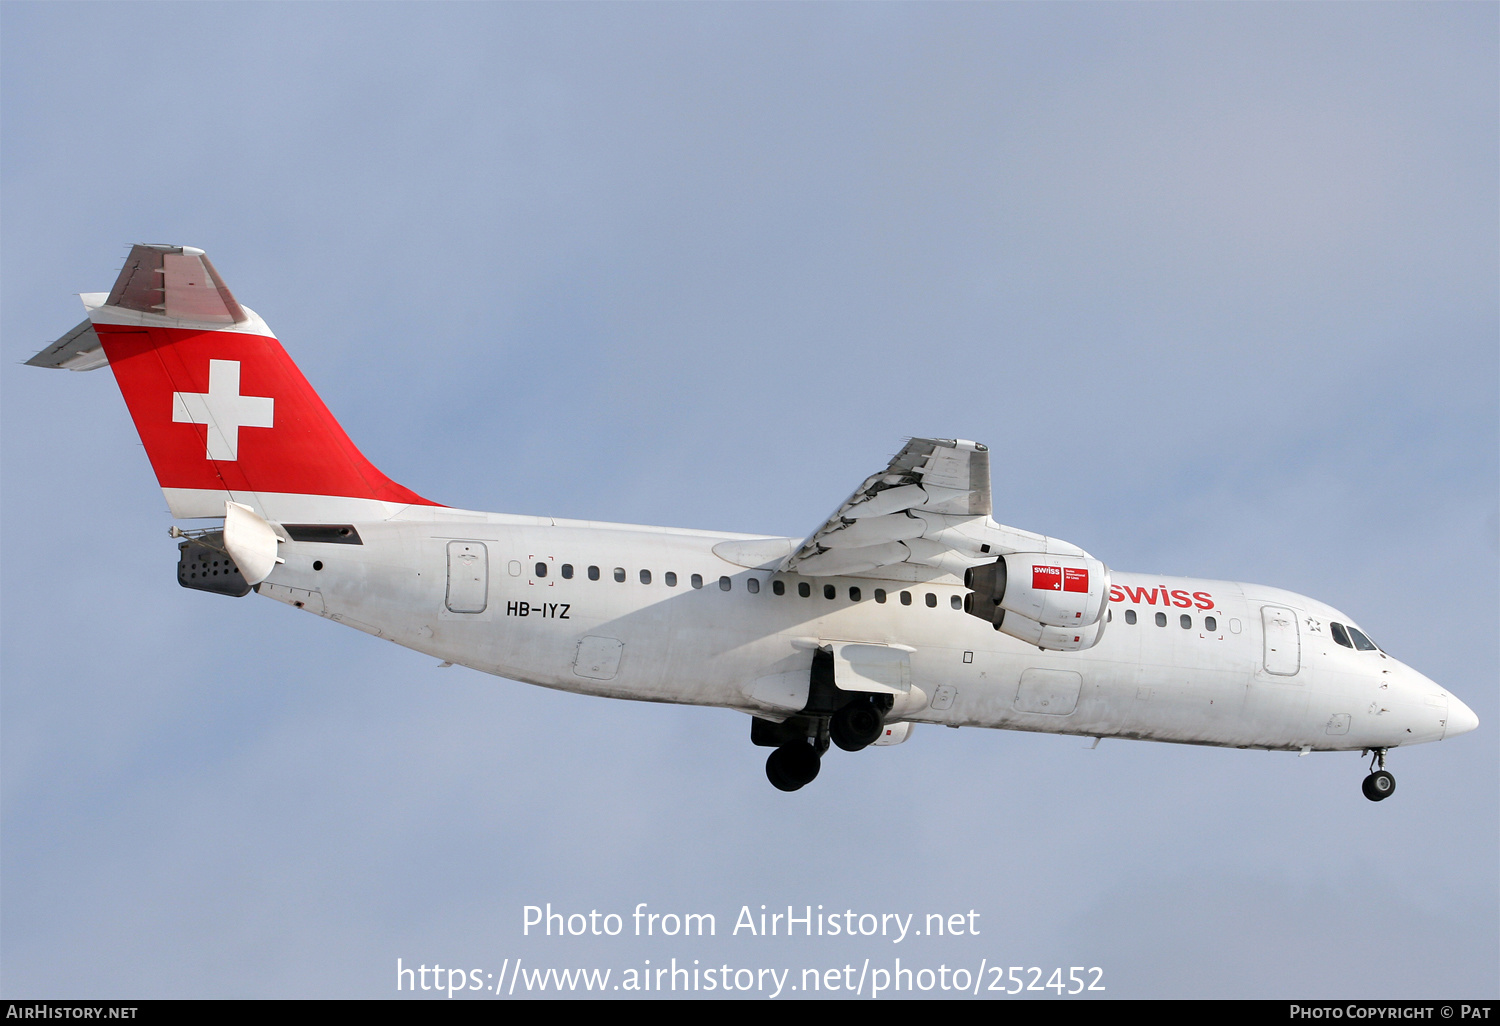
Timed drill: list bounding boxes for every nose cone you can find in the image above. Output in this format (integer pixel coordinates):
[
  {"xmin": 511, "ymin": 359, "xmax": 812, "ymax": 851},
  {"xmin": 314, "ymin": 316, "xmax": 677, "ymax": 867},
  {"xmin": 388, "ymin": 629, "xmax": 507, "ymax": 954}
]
[{"xmin": 1446, "ymin": 695, "xmax": 1480, "ymax": 739}]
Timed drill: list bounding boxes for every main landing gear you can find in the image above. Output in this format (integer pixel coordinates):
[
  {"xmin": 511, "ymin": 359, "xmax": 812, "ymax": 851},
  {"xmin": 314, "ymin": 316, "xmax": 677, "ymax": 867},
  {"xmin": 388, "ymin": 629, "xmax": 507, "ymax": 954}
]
[
  {"xmin": 758, "ymin": 697, "xmax": 892, "ymax": 791},
  {"xmin": 1361, "ymin": 749, "xmax": 1396, "ymax": 802},
  {"xmin": 762, "ymin": 697, "xmax": 887, "ymax": 791},
  {"xmin": 753, "ymin": 715, "xmax": 832, "ymax": 792},
  {"xmin": 765, "ymin": 740, "xmax": 823, "ymax": 792},
  {"xmin": 830, "ymin": 696, "xmax": 886, "ymax": 752},
  {"xmin": 753, "ymin": 649, "xmax": 895, "ymax": 792}
]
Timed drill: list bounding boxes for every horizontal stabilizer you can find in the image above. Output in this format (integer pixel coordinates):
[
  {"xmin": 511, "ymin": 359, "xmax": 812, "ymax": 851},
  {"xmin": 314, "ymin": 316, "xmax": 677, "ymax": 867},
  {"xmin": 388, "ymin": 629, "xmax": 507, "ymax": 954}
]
[
  {"xmin": 27, "ymin": 319, "xmax": 106, "ymax": 371},
  {"xmin": 106, "ymin": 244, "xmax": 247, "ymax": 325}
]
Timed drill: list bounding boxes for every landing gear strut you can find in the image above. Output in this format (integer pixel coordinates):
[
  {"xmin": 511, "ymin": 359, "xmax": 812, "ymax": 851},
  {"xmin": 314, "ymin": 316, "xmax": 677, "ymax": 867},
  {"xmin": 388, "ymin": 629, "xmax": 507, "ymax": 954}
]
[{"xmin": 1361, "ymin": 749, "xmax": 1396, "ymax": 802}]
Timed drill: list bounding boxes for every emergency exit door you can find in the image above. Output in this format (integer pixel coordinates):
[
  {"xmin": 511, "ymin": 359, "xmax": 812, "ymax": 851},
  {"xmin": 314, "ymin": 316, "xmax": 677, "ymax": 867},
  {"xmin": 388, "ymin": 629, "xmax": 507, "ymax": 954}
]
[
  {"xmin": 1261, "ymin": 604, "xmax": 1300, "ymax": 676},
  {"xmin": 446, "ymin": 541, "xmax": 488, "ymax": 613}
]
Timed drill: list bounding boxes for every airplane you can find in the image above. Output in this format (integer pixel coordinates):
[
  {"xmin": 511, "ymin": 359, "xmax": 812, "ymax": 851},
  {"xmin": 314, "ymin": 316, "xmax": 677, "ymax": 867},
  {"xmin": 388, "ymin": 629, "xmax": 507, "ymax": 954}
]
[{"xmin": 29, "ymin": 244, "xmax": 1479, "ymax": 798}]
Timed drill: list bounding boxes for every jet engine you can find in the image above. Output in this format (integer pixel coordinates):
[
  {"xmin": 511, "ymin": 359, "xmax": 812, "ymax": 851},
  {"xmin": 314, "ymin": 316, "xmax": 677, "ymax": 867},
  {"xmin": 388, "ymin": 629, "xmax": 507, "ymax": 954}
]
[
  {"xmin": 964, "ymin": 552, "xmax": 1111, "ymax": 651},
  {"xmin": 872, "ymin": 721, "xmax": 914, "ymax": 746}
]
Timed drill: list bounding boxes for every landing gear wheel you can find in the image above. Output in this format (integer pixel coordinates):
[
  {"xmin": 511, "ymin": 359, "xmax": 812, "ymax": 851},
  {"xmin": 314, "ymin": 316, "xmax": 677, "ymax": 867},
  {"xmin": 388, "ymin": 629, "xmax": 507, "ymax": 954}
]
[
  {"xmin": 766, "ymin": 742, "xmax": 821, "ymax": 792},
  {"xmin": 830, "ymin": 699, "xmax": 885, "ymax": 752},
  {"xmin": 1361, "ymin": 748, "xmax": 1395, "ymax": 802},
  {"xmin": 1362, "ymin": 770, "xmax": 1396, "ymax": 802}
]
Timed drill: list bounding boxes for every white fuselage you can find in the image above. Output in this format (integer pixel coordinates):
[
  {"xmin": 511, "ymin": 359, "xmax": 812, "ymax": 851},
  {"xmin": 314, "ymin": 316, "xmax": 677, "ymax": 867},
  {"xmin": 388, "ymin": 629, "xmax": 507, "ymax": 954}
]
[{"xmin": 253, "ymin": 510, "xmax": 1461, "ymax": 754}]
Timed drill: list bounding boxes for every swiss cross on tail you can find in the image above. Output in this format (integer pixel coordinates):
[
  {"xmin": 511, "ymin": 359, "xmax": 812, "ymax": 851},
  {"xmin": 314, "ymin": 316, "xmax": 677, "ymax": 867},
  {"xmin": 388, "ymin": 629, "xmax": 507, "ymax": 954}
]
[
  {"xmin": 28, "ymin": 244, "xmax": 439, "ymax": 521},
  {"xmin": 171, "ymin": 360, "xmax": 274, "ymax": 461}
]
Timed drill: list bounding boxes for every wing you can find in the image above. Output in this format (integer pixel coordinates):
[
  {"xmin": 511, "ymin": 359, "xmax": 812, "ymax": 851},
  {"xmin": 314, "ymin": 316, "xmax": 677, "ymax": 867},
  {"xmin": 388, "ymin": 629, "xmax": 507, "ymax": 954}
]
[
  {"xmin": 780, "ymin": 438, "xmax": 997, "ymax": 581},
  {"xmin": 778, "ymin": 436, "xmax": 1112, "ymax": 651}
]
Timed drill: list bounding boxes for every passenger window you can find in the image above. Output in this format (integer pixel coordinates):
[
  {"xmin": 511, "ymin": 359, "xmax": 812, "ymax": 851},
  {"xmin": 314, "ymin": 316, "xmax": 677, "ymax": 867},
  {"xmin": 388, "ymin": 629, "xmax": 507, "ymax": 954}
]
[
  {"xmin": 1205, "ymin": 615, "xmax": 1217, "ymax": 632},
  {"xmin": 665, "ymin": 572, "xmax": 677, "ymax": 587},
  {"xmin": 719, "ymin": 576, "xmax": 732, "ymax": 592},
  {"xmin": 798, "ymin": 582, "xmax": 811, "ymax": 598},
  {"xmin": 639, "ymin": 569, "xmax": 651, "ymax": 585},
  {"xmin": 950, "ymin": 595, "xmax": 962, "ymax": 610},
  {"xmin": 1348, "ymin": 627, "xmax": 1377, "ymax": 652},
  {"xmin": 824, "ymin": 584, "xmax": 836, "ymax": 600},
  {"xmin": 1155, "ymin": 612, "xmax": 1167, "ymax": 627},
  {"xmin": 874, "ymin": 589, "xmax": 887, "ymax": 603},
  {"xmin": 773, "ymin": 580, "xmax": 785, "ymax": 596},
  {"xmin": 691, "ymin": 574, "xmax": 703, "ymax": 589},
  {"xmin": 849, "ymin": 587, "xmax": 861, "ymax": 602},
  {"xmin": 614, "ymin": 567, "xmax": 626, "ymax": 583},
  {"xmin": 748, "ymin": 578, "xmax": 760, "ymax": 594},
  {"xmin": 1180, "ymin": 614, "xmax": 1192, "ymax": 629},
  {"xmin": 925, "ymin": 593, "xmax": 937, "ymax": 608},
  {"xmin": 1125, "ymin": 609, "xmax": 1137, "ymax": 625},
  {"xmin": 588, "ymin": 565, "xmax": 600, "ymax": 581},
  {"xmin": 535, "ymin": 562, "xmax": 547, "ymax": 578},
  {"xmin": 901, "ymin": 591, "xmax": 912, "ymax": 606},
  {"xmin": 561, "ymin": 564, "xmax": 574, "ymax": 579},
  {"xmin": 1331, "ymin": 623, "xmax": 1353, "ymax": 648}
]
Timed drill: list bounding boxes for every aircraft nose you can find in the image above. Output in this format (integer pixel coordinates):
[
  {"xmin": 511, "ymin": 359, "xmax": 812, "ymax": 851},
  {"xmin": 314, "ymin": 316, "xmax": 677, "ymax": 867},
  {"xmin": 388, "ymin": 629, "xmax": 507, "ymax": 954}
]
[{"xmin": 1446, "ymin": 695, "xmax": 1480, "ymax": 739}]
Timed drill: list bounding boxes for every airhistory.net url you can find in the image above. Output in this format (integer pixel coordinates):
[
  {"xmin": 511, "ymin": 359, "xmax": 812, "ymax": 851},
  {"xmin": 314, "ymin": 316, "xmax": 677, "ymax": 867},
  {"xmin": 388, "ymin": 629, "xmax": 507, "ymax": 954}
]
[{"xmin": 396, "ymin": 958, "xmax": 1106, "ymax": 998}]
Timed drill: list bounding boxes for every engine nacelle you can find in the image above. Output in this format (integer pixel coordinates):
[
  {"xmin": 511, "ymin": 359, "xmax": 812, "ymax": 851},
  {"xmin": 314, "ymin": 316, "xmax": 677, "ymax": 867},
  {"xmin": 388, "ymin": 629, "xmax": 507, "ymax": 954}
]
[
  {"xmin": 990, "ymin": 610, "xmax": 1106, "ymax": 652},
  {"xmin": 964, "ymin": 552, "xmax": 1111, "ymax": 650},
  {"xmin": 965, "ymin": 552, "xmax": 1109, "ymax": 626},
  {"xmin": 872, "ymin": 721, "xmax": 914, "ymax": 746}
]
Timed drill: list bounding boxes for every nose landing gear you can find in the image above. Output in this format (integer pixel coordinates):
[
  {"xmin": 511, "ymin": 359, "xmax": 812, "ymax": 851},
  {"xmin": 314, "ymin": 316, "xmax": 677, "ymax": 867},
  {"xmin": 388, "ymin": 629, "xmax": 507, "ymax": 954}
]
[{"xmin": 1361, "ymin": 749, "xmax": 1396, "ymax": 802}]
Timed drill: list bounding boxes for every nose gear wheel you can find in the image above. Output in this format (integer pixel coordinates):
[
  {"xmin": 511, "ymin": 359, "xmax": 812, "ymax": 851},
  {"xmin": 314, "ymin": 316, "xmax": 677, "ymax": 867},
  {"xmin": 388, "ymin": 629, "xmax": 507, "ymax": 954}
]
[{"xmin": 1361, "ymin": 749, "xmax": 1396, "ymax": 802}]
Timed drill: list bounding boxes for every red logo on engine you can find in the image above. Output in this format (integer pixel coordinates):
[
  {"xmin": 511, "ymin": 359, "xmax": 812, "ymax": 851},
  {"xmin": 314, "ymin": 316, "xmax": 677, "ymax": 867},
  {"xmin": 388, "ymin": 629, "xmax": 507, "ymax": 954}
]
[
  {"xmin": 1033, "ymin": 565, "xmax": 1062, "ymax": 591},
  {"xmin": 1063, "ymin": 567, "xmax": 1089, "ymax": 593}
]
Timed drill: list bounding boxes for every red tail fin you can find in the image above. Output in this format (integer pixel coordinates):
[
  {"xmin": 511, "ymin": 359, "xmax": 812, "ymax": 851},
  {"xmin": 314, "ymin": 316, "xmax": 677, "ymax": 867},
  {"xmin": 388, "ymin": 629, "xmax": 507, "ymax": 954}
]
[{"xmin": 33, "ymin": 245, "xmax": 439, "ymax": 521}]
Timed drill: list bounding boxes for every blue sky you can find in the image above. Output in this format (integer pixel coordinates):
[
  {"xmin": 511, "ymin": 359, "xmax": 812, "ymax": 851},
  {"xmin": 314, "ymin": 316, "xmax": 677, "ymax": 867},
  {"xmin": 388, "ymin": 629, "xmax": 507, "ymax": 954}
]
[{"xmin": 3, "ymin": 2, "xmax": 1496, "ymax": 998}]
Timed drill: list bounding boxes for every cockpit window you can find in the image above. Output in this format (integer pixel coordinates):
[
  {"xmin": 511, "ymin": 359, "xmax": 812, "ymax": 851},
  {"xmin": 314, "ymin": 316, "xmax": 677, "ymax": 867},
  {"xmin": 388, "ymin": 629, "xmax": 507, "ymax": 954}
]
[
  {"xmin": 1330, "ymin": 622, "xmax": 1353, "ymax": 648},
  {"xmin": 1348, "ymin": 626, "xmax": 1378, "ymax": 652}
]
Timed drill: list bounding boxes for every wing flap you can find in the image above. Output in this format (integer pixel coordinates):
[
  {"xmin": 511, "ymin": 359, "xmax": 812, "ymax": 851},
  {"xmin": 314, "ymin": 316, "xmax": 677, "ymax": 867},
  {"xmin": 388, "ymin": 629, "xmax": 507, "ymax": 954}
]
[
  {"xmin": 832, "ymin": 643, "xmax": 912, "ymax": 695},
  {"xmin": 791, "ymin": 541, "xmax": 915, "ymax": 578}
]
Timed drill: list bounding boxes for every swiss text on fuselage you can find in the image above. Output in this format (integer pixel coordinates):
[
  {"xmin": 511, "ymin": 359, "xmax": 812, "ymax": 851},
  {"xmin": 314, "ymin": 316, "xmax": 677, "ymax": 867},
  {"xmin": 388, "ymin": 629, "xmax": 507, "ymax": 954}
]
[{"xmin": 1109, "ymin": 586, "xmax": 1214, "ymax": 610}]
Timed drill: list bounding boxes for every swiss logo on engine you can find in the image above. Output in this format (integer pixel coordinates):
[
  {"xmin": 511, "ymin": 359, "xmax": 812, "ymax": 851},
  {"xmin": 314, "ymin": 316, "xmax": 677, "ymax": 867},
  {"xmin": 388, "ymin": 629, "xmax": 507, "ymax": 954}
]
[
  {"xmin": 1032, "ymin": 565, "xmax": 1063, "ymax": 591},
  {"xmin": 1063, "ymin": 567, "xmax": 1090, "ymax": 593}
]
